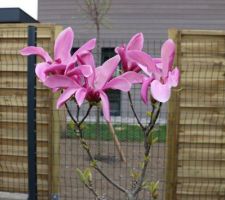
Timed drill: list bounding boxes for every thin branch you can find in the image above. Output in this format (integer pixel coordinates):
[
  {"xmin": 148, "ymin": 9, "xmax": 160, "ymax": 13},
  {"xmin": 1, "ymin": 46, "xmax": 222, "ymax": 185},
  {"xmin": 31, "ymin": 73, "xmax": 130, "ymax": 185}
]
[
  {"xmin": 84, "ymin": 182, "xmax": 102, "ymax": 200},
  {"xmin": 128, "ymin": 92, "xmax": 145, "ymax": 131},
  {"xmin": 79, "ymin": 105, "xmax": 93, "ymax": 126},
  {"xmin": 146, "ymin": 103, "xmax": 162, "ymax": 135},
  {"xmin": 133, "ymin": 103, "xmax": 162, "ymax": 196},
  {"xmin": 65, "ymin": 103, "xmax": 79, "ymax": 128},
  {"xmin": 80, "ymin": 139, "xmax": 128, "ymax": 194},
  {"xmin": 65, "ymin": 101, "xmax": 128, "ymax": 194}
]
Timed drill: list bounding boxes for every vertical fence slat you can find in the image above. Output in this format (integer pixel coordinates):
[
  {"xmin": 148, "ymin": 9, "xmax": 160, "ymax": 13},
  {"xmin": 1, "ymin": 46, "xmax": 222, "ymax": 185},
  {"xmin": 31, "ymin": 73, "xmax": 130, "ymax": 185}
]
[{"xmin": 27, "ymin": 25, "xmax": 37, "ymax": 200}]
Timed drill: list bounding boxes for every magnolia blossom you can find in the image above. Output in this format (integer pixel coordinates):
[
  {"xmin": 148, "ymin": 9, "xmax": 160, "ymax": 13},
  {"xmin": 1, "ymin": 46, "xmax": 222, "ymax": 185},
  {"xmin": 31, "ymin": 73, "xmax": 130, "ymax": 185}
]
[
  {"xmin": 127, "ymin": 39, "xmax": 180, "ymax": 103},
  {"xmin": 115, "ymin": 33, "xmax": 144, "ymax": 72},
  {"xmin": 20, "ymin": 26, "xmax": 179, "ymax": 121},
  {"xmin": 44, "ymin": 54, "xmax": 141, "ymax": 121},
  {"xmin": 20, "ymin": 27, "xmax": 95, "ymax": 82}
]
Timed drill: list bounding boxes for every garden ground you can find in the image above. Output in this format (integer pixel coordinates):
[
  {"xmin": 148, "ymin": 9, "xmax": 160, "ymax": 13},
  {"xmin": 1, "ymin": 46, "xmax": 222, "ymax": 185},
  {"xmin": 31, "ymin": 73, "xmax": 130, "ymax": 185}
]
[{"xmin": 60, "ymin": 139, "xmax": 166, "ymax": 200}]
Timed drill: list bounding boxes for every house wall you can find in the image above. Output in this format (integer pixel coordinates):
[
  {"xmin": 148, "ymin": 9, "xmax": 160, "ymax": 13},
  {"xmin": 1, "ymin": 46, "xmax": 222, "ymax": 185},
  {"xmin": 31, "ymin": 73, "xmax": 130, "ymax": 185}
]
[{"xmin": 39, "ymin": 0, "xmax": 225, "ymax": 41}]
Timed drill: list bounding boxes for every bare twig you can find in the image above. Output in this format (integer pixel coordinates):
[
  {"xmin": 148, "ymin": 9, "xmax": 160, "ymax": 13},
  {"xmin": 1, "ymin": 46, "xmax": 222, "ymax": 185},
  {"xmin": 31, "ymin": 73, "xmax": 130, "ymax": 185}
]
[
  {"xmin": 79, "ymin": 105, "xmax": 93, "ymax": 126},
  {"xmin": 84, "ymin": 182, "xmax": 102, "ymax": 200},
  {"xmin": 65, "ymin": 103, "xmax": 79, "ymax": 128},
  {"xmin": 80, "ymin": 139, "xmax": 128, "ymax": 194},
  {"xmin": 128, "ymin": 92, "xmax": 145, "ymax": 131},
  {"xmin": 133, "ymin": 103, "xmax": 162, "ymax": 196},
  {"xmin": 65, "ymin": 103, "xmax": 128, "ymax": 194}
]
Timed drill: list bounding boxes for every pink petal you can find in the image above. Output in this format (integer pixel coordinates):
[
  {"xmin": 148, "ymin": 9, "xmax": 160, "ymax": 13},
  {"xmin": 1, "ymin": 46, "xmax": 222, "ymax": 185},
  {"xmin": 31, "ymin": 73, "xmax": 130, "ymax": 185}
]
[
  {"xmin": 127, "ymin": 50, "xmax": 159, "ymax": 75},
  {"xmin": 44, "ymin": 64, "xmax": 66, "ymax": 74},
  {"xmin": 77, "ymin": 52, "xmax": 96, "ymax": 67},
  {"xmin": 127, "ymin": 33, "xmax": 144, "ymax": 51},
  {"xmin": 75, "ymin": 38, "xmax": 96, "ymax": 55},
  {"xmin": 66, "ymin": 65, "xmax": 93, "ymax": 77},
  {"xmin": 68, "ymin": 38, "xmax": 96, "ymax": 65},
  {"xmin": 120, "ymin": 71, "xmax": 144, "ymax": 84},
  {"xmin": 161, "ymin": 39, "xmax": 176, "ymax": 77},
  {"xmin": 153, "ymin": 58, "xmax": 161, "ymax": 64},
  {"xmin": 20, "ymin": 47, "xmax": 52, "ymax": 63},
  {"xmin": 56, "ymin": 88, "xmax": 77, "ymax": 108},
  {"xmin": 75, "ymin": 88, "xmax": 87, "ymax": 106},
  {"xmin": 99, "ymin": 91, "xmax": 110, "ymax": 122},
  {"xmin": 54, "ymin": 27, "xmax": 74, "ymax": 63},
  {"xmin": 151, "ymin": 80, "xmax": 171, "ymax": 103},
  {"xmin": 103, "ymin": 77, "xmax": 131, "ymax": 92},
  {"xmin": 95, "ymin": 55, "xmax": 120, "ymax": 89},
  {"xmin": 115, "ymin": 46, "xmax": 128, "ymax": 71},
  {"xmin": 76, "ymin": 53, "xmax": 96, "ymax": 86},
  {"xmin": 35, "ymin": 62, "xmax": 50, "ymax": 82},
  {"xmin": 167, "ymin": 67, "xmax": 180, "ymax": 87},
  {"xmin": 44, "ymin": 75, "xmax": 79, "ymax": 89},
  {"xmin": 141, "ymin": 78, "xmax": 153, "ymax": 104}
]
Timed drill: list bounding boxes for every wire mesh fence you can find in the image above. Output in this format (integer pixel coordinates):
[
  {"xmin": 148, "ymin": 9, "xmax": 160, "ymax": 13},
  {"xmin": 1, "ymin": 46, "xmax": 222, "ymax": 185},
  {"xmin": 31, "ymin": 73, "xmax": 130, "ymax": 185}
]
[{"xmin": 0, "ymin": 25, "xmax": 225, "ymax": 200}]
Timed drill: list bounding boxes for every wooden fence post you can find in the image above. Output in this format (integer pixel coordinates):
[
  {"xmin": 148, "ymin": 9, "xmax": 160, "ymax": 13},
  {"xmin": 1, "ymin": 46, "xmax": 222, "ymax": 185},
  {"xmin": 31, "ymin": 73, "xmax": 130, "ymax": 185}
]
[{"xmin": 165, "ymin": 28, "xmax": 181, "ymax": 200}]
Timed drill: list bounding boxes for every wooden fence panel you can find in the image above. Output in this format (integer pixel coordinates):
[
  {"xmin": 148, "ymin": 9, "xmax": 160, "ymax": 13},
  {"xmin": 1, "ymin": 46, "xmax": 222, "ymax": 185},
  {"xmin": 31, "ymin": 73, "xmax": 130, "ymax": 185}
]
[
  {"xmin": 0, "ymin": 24, "xmax": 63, "ymax": 199},
  {"xmin": 165, "ymin": 29, "xmax": 225, "ymax": 200}
]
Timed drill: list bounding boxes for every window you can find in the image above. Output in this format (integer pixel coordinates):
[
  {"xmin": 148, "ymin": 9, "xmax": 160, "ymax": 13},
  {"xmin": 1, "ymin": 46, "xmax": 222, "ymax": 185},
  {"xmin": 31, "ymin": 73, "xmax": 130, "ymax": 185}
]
[
  {"xmin": 71, "ymin": 47, "xmax": 78, "ymax": 55},
  {"xmin": 101, "ymin": 48, "xmax": 121, "ymax": 116}
]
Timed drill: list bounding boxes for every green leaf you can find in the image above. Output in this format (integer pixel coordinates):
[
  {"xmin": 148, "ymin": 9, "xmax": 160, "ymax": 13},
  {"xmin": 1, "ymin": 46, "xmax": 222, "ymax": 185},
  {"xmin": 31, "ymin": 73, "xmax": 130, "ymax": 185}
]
[
  {"xmin": 147, "ymin": 133, "xmax": 158, "ymax": 145},
  {"xmin": 146, "ymin": 111, "xmax": 152, "ymax": 118},
  {"xmin": 83, "ymin": 168, "xmax": 92, "ymax": 182},
  {"xmin": 90, "ymin": 160, "xmax": 97, "ymax": 168},
  {"xmin": 76, "ymin": 168, "xmax": 86, "ymax": 184},
  {"xmin": 130, "ymin": 170, "xmax": 140, "ymax": 180}
]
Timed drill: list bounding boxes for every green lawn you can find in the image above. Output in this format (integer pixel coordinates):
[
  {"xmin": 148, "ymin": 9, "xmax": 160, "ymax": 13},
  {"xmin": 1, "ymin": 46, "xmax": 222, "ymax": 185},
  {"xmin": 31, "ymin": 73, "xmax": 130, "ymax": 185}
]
[{"xmin": 66, "ymin": 121, "xmax": 167, "ymax": 143}]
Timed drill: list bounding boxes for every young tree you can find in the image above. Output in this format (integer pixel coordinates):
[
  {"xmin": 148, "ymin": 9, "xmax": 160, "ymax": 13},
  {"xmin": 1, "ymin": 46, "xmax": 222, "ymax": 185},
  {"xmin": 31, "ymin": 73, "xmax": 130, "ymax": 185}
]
[{"xmin": 21, "ymin": 27, "xmax": 179, "ymax": 200}]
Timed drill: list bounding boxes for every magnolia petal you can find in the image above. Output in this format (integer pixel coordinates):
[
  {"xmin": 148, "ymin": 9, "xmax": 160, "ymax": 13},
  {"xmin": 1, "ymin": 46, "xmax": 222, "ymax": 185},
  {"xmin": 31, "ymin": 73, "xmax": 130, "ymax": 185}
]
[
  {"xmin": 75, "ymin": 38, "xmax": 96, "ymax": 55},
  {"xmin": 127, "ymin": 50, "xmax": 159, "ymax": 75},
  {"xmin": 99, "ymin": 91, "xmax": 111, "ymax": 122},
  {"xmin": 20, "ymin": 46, "xmax": 52, "ymax": 63},
  {"xmin": 56, "ymin": 88, "xmax": 77, "ymax": 108},
  {"xmin": 35, "ymin": 62, "xmax": 50, "ymax": 82},
  {"xmin": 151, "ymin": 80, "xmax": 171, "ymax": 103},
  {"xmin": 77, "ymin": 52, "xmax": 96, "ymax": 67},
  {"xmin": 120, "ymin": 71, "xmax": 144, "ymax": 84},
  {"xmin": 95, "ymin": 55, "xmax": 121, "ymax": 89},
  {"xmin": 161, "ymin": 39, "xmax": 176, "ymax": 77},
  {"xmin": 153, "ymin": 58, "xmax": 161, "ymax": 64},
  {"xmin": 127, "ymin": 32, "xmax": 144, "ymax": 51},
  {"xmin": 103, "ymin": 77, "xmax": 131, "ymax": 92},
  {"xmin": 141, "ymin": 78, "xmax": 153, "ymax": 104},
  {"xmin": 44, "ymin": 75, "xmax": 79, "ymax": 89},
  {"xmin": 167, "ymin": 67, "xmax": 180, "ymax": 87},
  {"xmin": 69, "ymin": 38, "xmax": 96, "ymax": 66},
  {"xmin": 66, "ymin": 65, "xmax": 93, "ymax": 78},
  {"xmin": 44, "ymin": 64, "xmax": 66, "ymax": 74},
  {"xmin": 78, "ymin": 65, "xmax": 93, "ymax": 77},
  {"xmin": 54, "ymin": 27, "xmax": 74, "ymax": 63},
  {"xmin": 76, "ymin": 52, "xmax": 96, "ymax": 86},
  {"xmin": 115, "ymin": 46, "xmax": 128, "ymax": 71},
  {"xmin": 75, "ymin": 88, "xmax": 87, "ymax": 107}
]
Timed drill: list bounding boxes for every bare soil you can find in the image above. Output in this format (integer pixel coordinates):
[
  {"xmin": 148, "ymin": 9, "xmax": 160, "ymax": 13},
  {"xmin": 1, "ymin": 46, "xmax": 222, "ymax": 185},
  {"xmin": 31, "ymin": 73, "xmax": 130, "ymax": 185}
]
[{"xmin": 60, "ymin": 139, "xmax": 166, "ymax": 200}]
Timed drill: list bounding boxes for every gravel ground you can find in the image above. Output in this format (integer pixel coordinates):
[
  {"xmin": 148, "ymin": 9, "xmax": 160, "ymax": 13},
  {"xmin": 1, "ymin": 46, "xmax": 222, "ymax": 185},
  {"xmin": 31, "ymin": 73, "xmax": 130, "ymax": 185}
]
[{"xmin": 59, "ymin": 139, "xmax": 166, "ymax": 200}]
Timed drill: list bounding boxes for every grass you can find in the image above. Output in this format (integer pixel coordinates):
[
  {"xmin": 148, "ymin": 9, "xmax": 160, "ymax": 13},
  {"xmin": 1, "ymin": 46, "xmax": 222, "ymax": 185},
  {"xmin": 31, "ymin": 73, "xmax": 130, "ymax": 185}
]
[{"xmin": 66, "ymin": 121, "xmax": 167, "ymax": 143}]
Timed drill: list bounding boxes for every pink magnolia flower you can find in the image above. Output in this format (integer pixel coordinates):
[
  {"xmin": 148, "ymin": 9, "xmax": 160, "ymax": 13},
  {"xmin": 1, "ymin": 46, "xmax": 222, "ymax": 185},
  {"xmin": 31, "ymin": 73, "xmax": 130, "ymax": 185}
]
[
  {"xmin": 44, "ymin": 54, "xmax": 142, "ymax": 122},
  {"xmin": 20, "ymin": 27, "xmax": 95, "ymax": 82},
  {"xmin": 127, "ymin": 39, "xmax": 180, "ymax": 103},
  {"xmin": 115, "ymin": 33, "xmax": 144, "ymax": 72}
]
